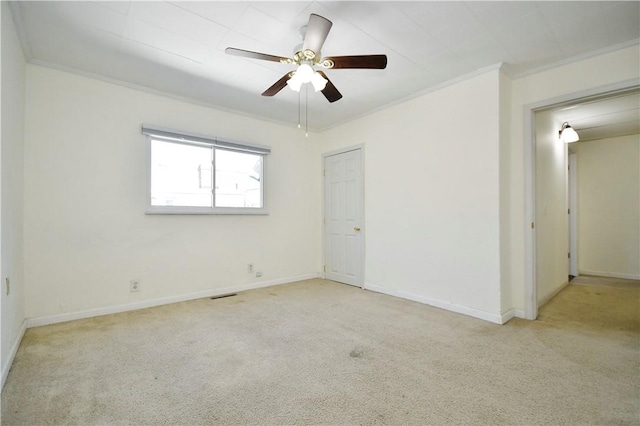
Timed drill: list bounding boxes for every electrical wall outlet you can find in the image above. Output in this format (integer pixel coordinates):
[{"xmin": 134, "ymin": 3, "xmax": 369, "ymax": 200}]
[
  {"xmin": 130, "ymin": 280, "xmax": 140, "ymax": 292},
  {"xmin": 248, "ymin": 263, "xmax": 254, "ymax": 273}
]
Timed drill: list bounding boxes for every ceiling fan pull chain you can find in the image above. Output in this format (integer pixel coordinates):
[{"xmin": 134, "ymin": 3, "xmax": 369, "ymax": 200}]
[
  {"xmin": 305, "ymin": 85, "xmax": 309, "ymax": 138},
  {"xmin": 297, "ymin": 90, "xmax": 301, "ymax": 129}
]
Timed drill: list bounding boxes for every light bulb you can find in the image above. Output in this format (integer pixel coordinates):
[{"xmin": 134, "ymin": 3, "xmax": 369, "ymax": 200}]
[
  {"xmin": 559, "ymin": 123, "xmax": 579, "ymax": 143},
  {"xmin": 311, "ymin": 72, "xmax": 327, "ymax": 92},
  {"xmin": 561, "ymin": 127, "xmax": 579, "ymax": 143},
  {"xmin": 296, "ymin": 63, "xmax": 314, "ymax": 83},
  {"xmin": 287, "ymin": 74, "xmax": 302, "ymax": 92}
]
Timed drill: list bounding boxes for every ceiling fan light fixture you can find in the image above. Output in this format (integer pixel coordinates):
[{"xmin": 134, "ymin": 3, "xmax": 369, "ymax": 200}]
[
  {"xmin": 295, "ymin": 63, "xmax": 314, "ymax": 83},
  {"xmin": 311, "ymin": 71, "xmax": 327, "ymax": 92},
  {"xmin": 559, "ymin": 122, "xmax": 579, "ymax": 143},
  {"xmin": 286, "ymin": 74, "xmax": 303, "ymax": 92}
]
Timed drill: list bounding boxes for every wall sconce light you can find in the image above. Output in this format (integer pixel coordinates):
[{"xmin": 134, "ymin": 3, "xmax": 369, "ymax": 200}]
[{"xmin": 559, "ymin": 122, "xmax": 579, "ymax": 143}]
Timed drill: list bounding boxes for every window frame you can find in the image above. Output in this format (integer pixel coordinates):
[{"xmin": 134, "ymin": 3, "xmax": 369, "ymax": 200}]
[{"xmin": 143, "ymin": 125, "xmax": 269, "ymax": 215}]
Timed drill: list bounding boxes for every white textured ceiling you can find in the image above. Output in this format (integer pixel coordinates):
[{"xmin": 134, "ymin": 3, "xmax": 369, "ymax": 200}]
[
  {"xmin": 553, "ymin": 90, "xmax": 640, "ymax": 143},
  {"xmin": 10, "ymin": 1, "xmax": 640, "ymax": 131}
]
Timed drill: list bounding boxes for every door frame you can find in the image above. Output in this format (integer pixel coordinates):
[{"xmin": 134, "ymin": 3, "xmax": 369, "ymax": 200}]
[
  {"xmin": 568, "ymin": 152, "xmax": 578, "ymax": 278},
  {"xmin": 322, "ymin": 145, "xmax": 365, "ymax": 288},
  {"xmin": 523, "ymin": 79, "xmax": 639, "ymax": 320}
]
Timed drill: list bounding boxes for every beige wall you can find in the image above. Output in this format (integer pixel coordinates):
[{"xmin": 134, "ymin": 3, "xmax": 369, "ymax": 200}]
[
  {"xmin": 1, "ymin": 1, "xmax": 27, "ymax": 386},
  {"xmin": 24, "ymin": 65, "xmax": 323, "ymax": 320},
  {"xmin": 575, "ymin": 134, "xmax": 640, "ymax": 279},
  {"xmin": 321, "ymin": 68, "xmax": 504, "ymax": 322}
]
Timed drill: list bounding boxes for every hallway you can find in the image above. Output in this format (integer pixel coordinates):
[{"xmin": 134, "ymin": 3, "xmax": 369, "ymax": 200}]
[{"xmin": 537, "ymin": 275, "xmax": 639, "ymax": 340}]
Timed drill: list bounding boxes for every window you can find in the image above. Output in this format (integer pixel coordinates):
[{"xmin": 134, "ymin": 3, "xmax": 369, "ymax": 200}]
[{"xmin": 143, "ymin": 125, "xmax": 269, "ymax": 214}]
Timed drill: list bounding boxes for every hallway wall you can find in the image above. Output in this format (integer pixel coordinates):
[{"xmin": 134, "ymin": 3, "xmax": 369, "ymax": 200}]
[
  {"xmin": 575, "ymin": 134, "xmax": 640, "ymax": 279},
  {"xmin": 1, "ymin": 1, "xmax": 27, "ymax": 387}
]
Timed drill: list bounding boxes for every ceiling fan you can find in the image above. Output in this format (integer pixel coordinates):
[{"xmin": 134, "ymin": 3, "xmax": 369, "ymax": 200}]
[{"xmin": 225, "ymin": 13, "xmax": 387, "ymax": 103}]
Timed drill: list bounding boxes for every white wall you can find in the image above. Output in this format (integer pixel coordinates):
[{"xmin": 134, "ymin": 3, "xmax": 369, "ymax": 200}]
[
  {"xmin": 534, "ymin": 109, "xmax": 569, "ymax": 305},
  {"xmin": 499, "ymin": 69, "xmax": 513, "ymax": 314},
  {"xmin": 575, "ymin": 134, "xmax": 640, "ymax": 279},
  {"xmin": 508, "ymin": 44, "xmax": 640, "ymax": 313},
  {"xmin": 1, "ymin": 2, "xmax": 27, "ymax": 387},
  {"xmin": 9, "ymin": 29, "xmax": 640, "ymax": 342},
  {"xmin": 321, "ymin": 68, "xmax": 504, "ymax": 322},
  {"xmin": 24, "ymin": 65, "xmax": 322, "ymax": 321}
]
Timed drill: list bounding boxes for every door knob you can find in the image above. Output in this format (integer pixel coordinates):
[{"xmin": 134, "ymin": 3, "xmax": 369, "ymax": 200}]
[{"xmin": 354, "ymin": 227, "xmax": 361, "ymax": 231}]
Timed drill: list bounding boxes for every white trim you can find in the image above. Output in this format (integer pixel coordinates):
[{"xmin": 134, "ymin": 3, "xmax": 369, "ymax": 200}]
[
  {"xmin": 26, "ymin": 273, "xmax": 319, "ymax": 328},
  {"xmin": 501, "ymin": 309, "xmax": 516, "ymax": 323},
  {"xmin": 513, "ymin": 309, "xmax": 526, "ymax": 319},
  {"xmin": 524, "ymin": 107, "xmax": 538, "ymax": 320},
  {"xmin": 568, "ymin": 153, "xmax": 578, "ymax": 277},
  {"xmin": 538, "ymin": 280, "xmax": 569, "ymax": 308},
  {"xmin": 1, "ymin": 320, "xmax": 27, "ymax": 390},
  {"xmin": 511, "ymin": 39, "xmax": 640, "ymax": 80},
  {"xmin": 8, "ymin": 2, "xmax": 33, "ymax": 60},
  {"xmin": 322, "ymin": 63, "xmax": 505, "ymax": 132},
  {"xmin": 27, "ymin": 59, "xmax": 306, "ymax": 132},
  {"xmin": 578, "ymin": 270, "xmax": 640, "ymax": 281},
  {"xmin": 500, "ymin": 309, "xmax": 526, "ymax": 323},
  {"xmin": 322, "ymin": 145, "xmax": 366, "ymax": 288},
  {"xmin": 145, "ymin": 207, "xmax": 269, "ymax": 216},
  {"xmin": 364, "ymin": 283, "xmax": 506, "ymax": 325},
  {"xmin": 322, "ymin": 144, "xmax": 365, "ymax": 159},
  {"xmin": 523, "ymin": 79, "xmax": 640, "ymax": 321},
  {"xmin": 145, "ymin": 135, "xmax": 268, "ymax": 215}
]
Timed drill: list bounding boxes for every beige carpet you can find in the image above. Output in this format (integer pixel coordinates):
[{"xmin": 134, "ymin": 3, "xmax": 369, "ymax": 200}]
[{"xmin": 2, "ymin": 277, "xmax": 639, "ymax": 425}]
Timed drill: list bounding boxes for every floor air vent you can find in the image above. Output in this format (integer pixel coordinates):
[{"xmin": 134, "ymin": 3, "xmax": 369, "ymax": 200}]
[{"xmin": 210, "ymin": 293, "xmax": 237, "ymax": 300}]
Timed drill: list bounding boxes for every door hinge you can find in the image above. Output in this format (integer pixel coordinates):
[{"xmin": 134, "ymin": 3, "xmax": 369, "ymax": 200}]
[
  {"xmin": 531, "ymin": 222, "xmax": 535, "ymax": 229},
  {"xmin": 568, "ymin": 252, "xmax": 571, "ymax": 259},
  {"xmin": 323, "ymin": 169, "xmax": 326, "ymax": 177},
  {"xmin": 323, "ymin": 265, "xmax": 326, "ymax": 272},
  {"xmin": 568, "ymin": 208, "xmax": 570, "ymax": 214}
]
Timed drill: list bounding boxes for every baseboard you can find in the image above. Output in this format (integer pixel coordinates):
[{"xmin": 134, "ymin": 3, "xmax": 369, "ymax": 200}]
[
  {"xmin": 513, "ymin": 309, "xmax": 526, "ymax": 319},
  {"xmin": 26, "ymin": 273, "xmax": 320, "ymax": 328},
  {"xmin": 363, "ymin": 283, "xmax": 505, "ymax": 324},
  {"xmin": 498, "ymin": 309, "xmax": 526, "ymax": 323},
  {"xmin": 538, "ymin": 280, "xmax": 569, "ymax": 308},
  {"xmin": 1, "ymin": 319, "xmax": 27, "ymax": 390},
  {"xmin": 578, "ymin": 270, "xmax": 640, "ymax": 280},
  {"xmin": 500, "ymin": 309, "xmax": 515, "ymax": 323}
]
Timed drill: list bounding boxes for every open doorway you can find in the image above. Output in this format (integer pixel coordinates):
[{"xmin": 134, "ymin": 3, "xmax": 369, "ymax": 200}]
[{"xmin": 524, "ymin": 83, "xmax": 640, "ymax": 320}]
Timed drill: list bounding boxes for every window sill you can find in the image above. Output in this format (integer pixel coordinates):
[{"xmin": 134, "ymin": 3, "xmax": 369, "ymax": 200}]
[{"xmin": 145, "ymin": 207, "xmax": 269, "ymax": 215}]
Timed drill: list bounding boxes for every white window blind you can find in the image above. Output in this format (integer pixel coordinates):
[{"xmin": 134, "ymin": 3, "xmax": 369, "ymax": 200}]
[{"xmin": 141, "ymin": 125, "xmax": 271, "ymax": 155}]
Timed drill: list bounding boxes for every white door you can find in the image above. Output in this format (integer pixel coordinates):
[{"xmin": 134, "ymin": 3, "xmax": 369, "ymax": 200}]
[{"xmin": 324, "ymin": 149, "xmax": 364, "ymax": 287}]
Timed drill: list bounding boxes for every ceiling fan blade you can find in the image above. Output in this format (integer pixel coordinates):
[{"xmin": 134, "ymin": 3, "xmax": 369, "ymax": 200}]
[
  {"xmin": 323, "ymin": 55, "xmax": 387, "ymax": 69},
  {"xmin": 316, "ymin": 71, "xmax": 342, "ymax": 103},
  {"xmin": 302, "ymin": 14, "xmax": 333, "ymax": 56},
  {"xmin": 262, "ymin": 73, "xmax": 293, "ymax": 97},
  {"xmin": 225, "ymin": 47, "xmax": 291, "ymax": 64}
]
